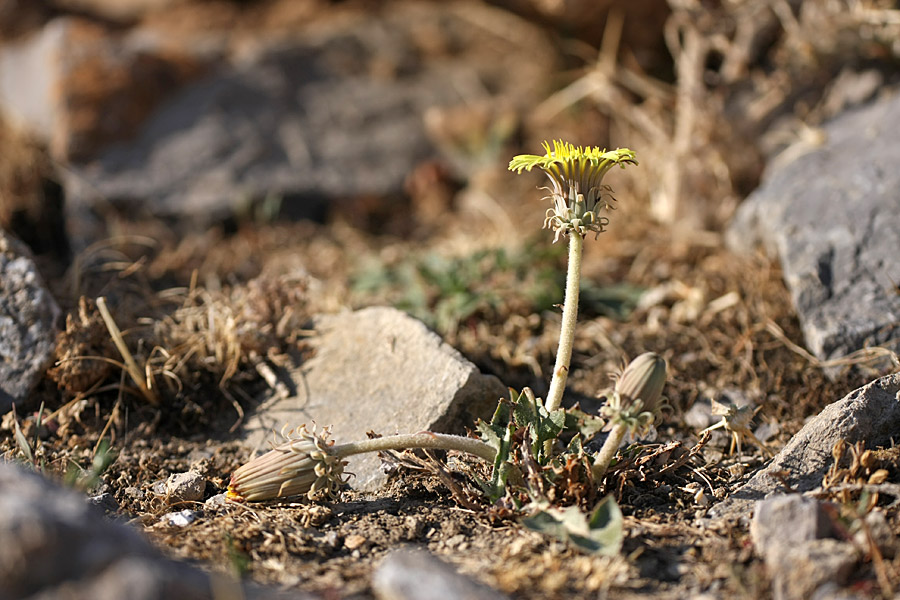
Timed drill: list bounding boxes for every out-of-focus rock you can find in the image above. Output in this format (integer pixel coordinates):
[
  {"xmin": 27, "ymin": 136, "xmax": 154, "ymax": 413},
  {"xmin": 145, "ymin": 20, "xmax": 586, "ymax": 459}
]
[
  {"xmin": 240, "ymin": 307, "xmax": 507, "ymax": 492},
  {"xmin": 373, "ymin": 549, "xmax": 509, "ymax": 600},
  {"xmin": 57, "ymin": 2, "xmax": 555, "ymax": 234},
  {"xmin": 709, "ymin": 373, "xmax": 900, "ymax": 521},
  {"xmin": 727, "ymin": 92, "xmax": 900, "ymax": 365},
  {"xmin": 0, "ymin": 230, "xmax": 59, "ymax": 413},
  {"xmin": 52, "ymin": 0, "xmax": 181, "ymax": 21},
  {"xmin": 770, "ymin": 539, "xmax": 858, "ymax": 600},
  {"xmin": 751, "ymin": 495, "xmax": 860, "ymax": 600},
  {"xmin": 0, "ymin": 461, "xmax": 314, "ymax": 600},
  {"xmin": 0, "ymin": 17, "xmax": 210, "ymax": 162},
  {"xmin": 750, "ymin": 495, "xmax": 835, "ymax": 557}
]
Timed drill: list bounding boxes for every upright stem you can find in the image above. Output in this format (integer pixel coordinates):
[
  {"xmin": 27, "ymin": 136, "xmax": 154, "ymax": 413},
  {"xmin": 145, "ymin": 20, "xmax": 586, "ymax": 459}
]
[
  {"xmin": 545, "ymin": 233, "xmax": 584, "ymax": 413},
  {"xmin": 591, "ymin": 423, "xmax": 627, "ymax": 481},
  {"xmin": 332, "ymin": 432, "xmax": 497, "ymax": 463}
]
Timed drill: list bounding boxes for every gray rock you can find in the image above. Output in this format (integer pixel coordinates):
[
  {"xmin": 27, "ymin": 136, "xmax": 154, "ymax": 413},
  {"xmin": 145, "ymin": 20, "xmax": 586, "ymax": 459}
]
[
  {"xmin": 372, "ymin": 549, "xmax": 508, "ymax": 600},
  {"xmin": 0, "ymin": 18, "xmax": 211, "ymax": 163},
  {"xmin": 240, "ymin": 307, "xmax": 506, "ymax": 491},
  {"xmin": 0, "ymin": 461, "xmax": 310, "ymax": 600},
  {"xmin": 853, "ymin": 510, "xmax": 894, "ymax": 558},
  {"xmin": 0, "ymin": 462, "xmax": 152, "ymax": 599},
  {"xmin": 709, "ymin": 373, "xmax": 900, "ymax": 520},
  {"xmin": 726, "ymin": 91, "xmax": 900, "ymax": 364},
  {"xmin": 769, "ymin": 539, "xmax": 858, "ymax": 600},
  {"xmin": 162, "ymin": 471, "xmax": 206, "ymax": 504},
  {"xmin": 812, "ymin": 582, "xmax": 869, "ymax": 600},
  {"xmin": 87, "ymin": 492, "xmax": 119, "ymax": 515},
  {"xmin": 0, "ymin": 230, "xmax": 60, "ymax": 413},
  {"xmin": 204, "ymin": 493, "xmax": 228, "ymax": 509},
  {"xmin": 61, "ymin": 3, "xmax": 555, "ymax": 229},
  {"xmin": 750, "ymin": 495, "xmax": 835, "ymax": 562}
]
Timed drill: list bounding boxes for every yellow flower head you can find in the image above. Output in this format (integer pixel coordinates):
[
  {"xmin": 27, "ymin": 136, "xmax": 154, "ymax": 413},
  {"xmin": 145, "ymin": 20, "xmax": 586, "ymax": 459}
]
[{"xmin": 509, "ymin": 140, "xmax": 637, "ymax": 241}]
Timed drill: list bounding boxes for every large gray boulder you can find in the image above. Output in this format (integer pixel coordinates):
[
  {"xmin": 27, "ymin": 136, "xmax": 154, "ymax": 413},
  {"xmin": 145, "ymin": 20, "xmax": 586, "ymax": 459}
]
[
  {"xmin": 240, "ymin": 307, "xmax": 507, "ymax": 491},
  {"xmin": 0, "ymin": 230, "xmax": 59, "ymax": 413},
  {"xmin": 726, "ymin": 91, "xmax": 900, "ymax": 364},
  {"xmin": 0, "ymin": 462, "xmax": 307, "ymax": 600}
]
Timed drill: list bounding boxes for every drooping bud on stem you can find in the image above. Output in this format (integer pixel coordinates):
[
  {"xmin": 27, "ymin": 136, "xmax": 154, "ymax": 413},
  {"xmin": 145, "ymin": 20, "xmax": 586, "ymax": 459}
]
[
  {"xmin": 592, "ymin": 352, "xmax": 667, "ymax": 481},
  {"xmin": 611, "ymin": 352, "xmax": 667, "ymax": 416},
  {"xmin": 227, "ymin": 424, "xmax": 347, "ymax": 502},
  {"xmin": 227, "ymin": 426, "xmax": 497, "ymax": 502}
]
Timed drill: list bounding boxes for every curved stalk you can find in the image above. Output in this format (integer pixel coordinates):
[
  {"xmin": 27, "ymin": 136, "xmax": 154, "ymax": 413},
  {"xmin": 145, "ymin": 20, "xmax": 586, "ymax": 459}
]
[
  {"xmin": 333, "ymin": 432, "xmax": 497, "ymax": 463},
  {"xmin": 591, "ymin": 423, "xmax": 627, "ymax": 481},
  {"xmin": 545, "ymin": 233, "xmax": 584, "ymax": 413}
]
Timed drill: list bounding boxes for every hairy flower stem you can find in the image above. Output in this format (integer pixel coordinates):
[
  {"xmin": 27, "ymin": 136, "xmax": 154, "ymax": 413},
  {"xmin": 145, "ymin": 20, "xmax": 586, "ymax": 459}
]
[
  {"xmin": 545, "ymin": 233, "xmax": 584, "ymax": 414},
  {"xmin": 591, "ymin": 423, "xmax": 627, "ymax": 481},
  {"xmin": 333, "ymin": 432, "xmax": 497, "ymax": 463}
]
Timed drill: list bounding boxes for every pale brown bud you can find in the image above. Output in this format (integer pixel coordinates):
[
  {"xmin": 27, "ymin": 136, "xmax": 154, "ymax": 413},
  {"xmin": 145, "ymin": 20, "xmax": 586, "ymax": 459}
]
[
  {"xmin": 227, "ymin": 424, "xmax": 345, "ymax": 502},
  {"xmin": 614, "ymin": 352, "xmax": 667, "ymax": 414}
]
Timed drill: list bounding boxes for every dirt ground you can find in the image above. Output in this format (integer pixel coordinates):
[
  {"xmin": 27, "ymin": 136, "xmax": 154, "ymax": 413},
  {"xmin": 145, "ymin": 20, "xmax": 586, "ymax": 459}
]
[
  {"xmin": 3, "ymin": 207, "xmax": 898, "ymax": 599},
  {"xmin": 3, "ymin": 1, "xmax": 900, "ymax": 598}
]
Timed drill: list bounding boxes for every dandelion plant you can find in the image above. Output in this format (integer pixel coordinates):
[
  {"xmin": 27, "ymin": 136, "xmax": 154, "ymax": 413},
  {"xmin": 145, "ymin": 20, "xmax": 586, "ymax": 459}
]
[
  {"xmin": 508, "ymin": 141, "xmax": 637, "ymax": 416},
  {"xmin": 229, "ymin": 140, "xmax": 646, "ymax": 508}
]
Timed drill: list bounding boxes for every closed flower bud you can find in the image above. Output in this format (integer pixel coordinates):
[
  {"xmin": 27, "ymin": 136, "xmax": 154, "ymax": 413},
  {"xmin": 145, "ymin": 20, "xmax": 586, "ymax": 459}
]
[
  {"xmin": 614, "ymin": 352, "xmax": 667, "ymax": 415},
  {"xmin": 227, "ymin": 424, "xmax": 346, "ymax": 502}
]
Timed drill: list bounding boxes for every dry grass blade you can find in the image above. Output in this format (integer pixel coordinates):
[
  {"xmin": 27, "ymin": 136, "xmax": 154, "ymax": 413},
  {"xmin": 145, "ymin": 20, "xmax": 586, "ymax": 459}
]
[
  {"xmin": 766, "ymin": 319, "xmax": 899, "ymax": 373},
  {"xmin": 96, "ymin": 296, "xmax": 160, "ymax": 406}
]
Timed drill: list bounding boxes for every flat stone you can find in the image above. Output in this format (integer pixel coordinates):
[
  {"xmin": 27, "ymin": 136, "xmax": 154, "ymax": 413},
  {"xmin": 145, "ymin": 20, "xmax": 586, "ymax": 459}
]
[
  {"xmin": 0, "ymin": 230, "xmax": 60, "ymax": 413},
  {"xmin": 0, "ymin": 461, "xmax": 312, "ymax": 600},
  {"xmin": 372, "ymin": 549, "xmax": 508, "ymax": 600},
  {"xmin": 709, "ymin": 373, "xmax": 900, "ymax": 520},
  {"xmin": 240, "ymin": 307, "xmax": 506, "ymax": 491},
  {"xmin": 726, "ymin": 92, "xmax": 900, "ymax": 364}
]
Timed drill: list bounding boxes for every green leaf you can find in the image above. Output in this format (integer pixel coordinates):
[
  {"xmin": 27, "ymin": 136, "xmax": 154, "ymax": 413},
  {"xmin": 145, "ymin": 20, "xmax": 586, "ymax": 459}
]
[
  {"xmin": 563, "ymin": 433, "xmax": 584, "ymax": 456},
  {"xmin": 511, "ymin": 388, "xmax": 564, "ymax": 463},
  {"xmin": 564, "ymin": 407, "xmax": 607, "ymax": 439},
  {"xmin": 579, "ymin": 282, "xmax": 644, "ymax": 320},
  {"xmin": 478, "ymin": 420, "xmax": 513, "ymax": 503},
  {"xmin": 12, "ymin": 410, "xmax": 33, "ymax": 464},
  {"xmin": 476, "ymin": 392, "xmax": 516, "ymax": 503},
  {"xmin": 521, "ymin": 496, "xmax": 624, "ymax": 556},
  {"xmin": 476, "ymin": 393, "xmax": 513, "ymax": 451},
  {"xmin": 475, "ymin": 420, "xmax": 500, "ymax": 451}
]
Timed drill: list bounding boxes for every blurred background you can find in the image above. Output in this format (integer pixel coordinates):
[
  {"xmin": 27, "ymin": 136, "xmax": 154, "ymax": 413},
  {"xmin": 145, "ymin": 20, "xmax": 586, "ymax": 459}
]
[
  {"xmin": 2, "ymin": 0, "xmax": 897, "ymax": 259},
  {"xmin": 1, "ymin": 0, "xmax": 898, "ymax": 408}
]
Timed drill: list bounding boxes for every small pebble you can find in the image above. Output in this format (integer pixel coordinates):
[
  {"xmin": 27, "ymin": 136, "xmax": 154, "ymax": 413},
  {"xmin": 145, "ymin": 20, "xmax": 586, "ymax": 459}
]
[
  {"xmin": 344, "ymin": 534, "xmax": 367, "ymax": 550},
  {"xmin": 163, "ymin": 471, "xmax": 206, "ymax": 504},
  {"xmin": 204, "ymin": 493, "xmax": 228, "ymax": 508},
  {"xmin": 87, "ymin": 493, "xmax": 119, "ymax": 514},
  {"xmin": 163, "ymin": 509, "xmax": 199, "ymax": 527},
  {"xmin": 324, "ymin": 531, "xmax": 342, "ymax": 549}
]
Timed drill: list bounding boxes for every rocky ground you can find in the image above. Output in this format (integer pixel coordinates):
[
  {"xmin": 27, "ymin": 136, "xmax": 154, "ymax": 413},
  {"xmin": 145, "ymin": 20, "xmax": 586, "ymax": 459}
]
[{"xmin": 2, "ymin": 1, "xmax": 900, "ymax": 599}]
